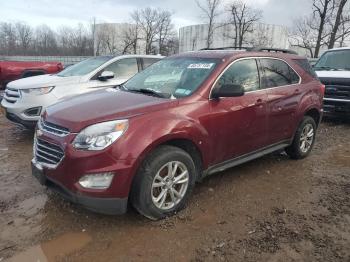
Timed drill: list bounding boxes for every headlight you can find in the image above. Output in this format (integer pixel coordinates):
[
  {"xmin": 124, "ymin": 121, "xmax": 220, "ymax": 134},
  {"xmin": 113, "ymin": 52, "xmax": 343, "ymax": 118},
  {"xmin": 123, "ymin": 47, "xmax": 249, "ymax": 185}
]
[
  {"xmin": 73, "ymin": 119, "xmax": 128, "ymax": 151},
  {"xmin": 21, "ymin": 86, "xmax": 55, "ymax": 95}
]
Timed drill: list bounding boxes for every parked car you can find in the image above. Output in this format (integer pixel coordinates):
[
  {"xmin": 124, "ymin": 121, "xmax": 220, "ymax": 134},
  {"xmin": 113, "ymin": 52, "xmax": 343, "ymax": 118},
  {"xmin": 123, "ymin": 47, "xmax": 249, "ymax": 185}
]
[
  {"xmin": 31, "ymin": 49, "xmax": 324, "ymax": 219},
  {"xmin": 1, "ymin": 55, "xmax": 162, "ymax": 128},
  {"xmin": 314, "ymin": 47, "xmax": 350, "ymax": 117},
  {"xmin": 0, "ymin": 60, "xmax": 63, "ymax": 90}
]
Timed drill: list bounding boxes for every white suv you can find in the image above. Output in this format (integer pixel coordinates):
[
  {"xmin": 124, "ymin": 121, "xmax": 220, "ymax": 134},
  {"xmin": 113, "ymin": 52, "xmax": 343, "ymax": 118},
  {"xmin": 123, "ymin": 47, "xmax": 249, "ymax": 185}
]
[{"xmin": 1, "ymin": 55, "xmax": 162, "ymax": 128}]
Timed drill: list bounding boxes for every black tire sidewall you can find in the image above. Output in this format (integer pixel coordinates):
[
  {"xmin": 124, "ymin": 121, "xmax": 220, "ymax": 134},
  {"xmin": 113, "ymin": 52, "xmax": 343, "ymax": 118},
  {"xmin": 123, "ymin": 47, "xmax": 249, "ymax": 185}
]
[
  {"xmin": 132, "ymin": 146, "xmax": 196, "ymax": 220},
  {"xmin": 290, "ymin": 116, "xmax": 317, "ymax": 158}
]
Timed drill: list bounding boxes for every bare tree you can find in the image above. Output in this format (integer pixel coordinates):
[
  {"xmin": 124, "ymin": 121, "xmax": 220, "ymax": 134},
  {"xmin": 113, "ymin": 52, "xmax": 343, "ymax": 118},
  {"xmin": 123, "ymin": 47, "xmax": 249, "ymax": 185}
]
[
  {"xmin": 15, "ymin": 22, "xmax": 32, "ymax": 54},
  {"xmin": 289, "ymin": 17, "xmax": 318, "ymax": 57},
  {"xmin": 337, "ymin": 14, "xmax": 350, "ymax": 46},
  {"xmin": 196, "ymin": 0, "xmax": 222, "ymax": 49},
  {"xmin": 122, "ymin": 24, "xmax": 141, "ymax": 54},
  {"xmin": 290, "ymin": 0, "xmax": 350, "ymax": 57},
  {"xmin": 311, "ymin": 0, "xmax": 334, "ymax": 57},
  {"xmin": 129, "ymin": 8, "xmax": 175, "ymax": 55},
  {"xmin": 157, "ymin": 10, "xmax": 174, "ymax": 55},
  {"xmin": 327, "ymin": 0, "xmax": 349, "ymax": 48},
  {"xmin": 34, "ymin": 24, "xmax": 58, "ymax": 55},
  {"xmin": 131, "ymin": 8, "xmax": 159, "ymax": 54},
  {"xmin": 225, "ymin": 0, "xmax": 262, "ymax": 48},
  {"xmin": 0, "ymin": 22, "xmax": 16, "ymax": 55}
]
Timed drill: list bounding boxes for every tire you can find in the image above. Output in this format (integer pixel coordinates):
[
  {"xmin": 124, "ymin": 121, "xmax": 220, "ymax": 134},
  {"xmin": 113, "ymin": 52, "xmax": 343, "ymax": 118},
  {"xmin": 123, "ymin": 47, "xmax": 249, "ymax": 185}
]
[
  {"xmin": 286, "ymin": 116, "xmax": 317, "ymax": 159},
  {"xmin": 131, "ymin": 145, "xmax": 196, "ymax": 220}
]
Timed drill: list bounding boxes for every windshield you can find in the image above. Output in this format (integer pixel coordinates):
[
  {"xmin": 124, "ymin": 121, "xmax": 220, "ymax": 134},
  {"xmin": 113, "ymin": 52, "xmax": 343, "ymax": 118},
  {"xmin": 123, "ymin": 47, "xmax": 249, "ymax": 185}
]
[
  {"xmin": 123, "ymin": 57, "xmax": 219, "ymax": 98},
  {"xmin": 315, "ymin": 50, "xmax": 350, "ymax": 71},
  {"xmin": 57, "ymin": 56, "xmax": 112, "ymax": 77}
]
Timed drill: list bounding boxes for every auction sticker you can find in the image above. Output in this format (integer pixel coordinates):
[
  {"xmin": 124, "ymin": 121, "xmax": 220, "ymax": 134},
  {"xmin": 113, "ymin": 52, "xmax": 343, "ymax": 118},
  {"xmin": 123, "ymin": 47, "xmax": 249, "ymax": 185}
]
[{"xmin": 187, "ymin": 63, "xmax": 214, "ymax": 69}]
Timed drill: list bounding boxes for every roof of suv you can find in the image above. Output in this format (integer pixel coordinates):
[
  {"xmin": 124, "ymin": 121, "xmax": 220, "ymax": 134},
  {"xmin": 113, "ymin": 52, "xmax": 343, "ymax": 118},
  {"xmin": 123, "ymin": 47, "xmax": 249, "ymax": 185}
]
[
  {"xmin": 324, "ymin": 47, "xmax": 350, "ymax": 51},
  {"xmin": 174, "ymin": 50, "xmax": 304, "ymax": 61}
]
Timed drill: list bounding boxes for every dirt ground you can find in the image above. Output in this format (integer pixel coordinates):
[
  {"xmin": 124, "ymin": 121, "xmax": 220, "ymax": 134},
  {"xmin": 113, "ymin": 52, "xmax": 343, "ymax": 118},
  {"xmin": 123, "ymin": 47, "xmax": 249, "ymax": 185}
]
[{"xmin": 0, "ymin": 111, "xmax": 349, "ymax": 262}]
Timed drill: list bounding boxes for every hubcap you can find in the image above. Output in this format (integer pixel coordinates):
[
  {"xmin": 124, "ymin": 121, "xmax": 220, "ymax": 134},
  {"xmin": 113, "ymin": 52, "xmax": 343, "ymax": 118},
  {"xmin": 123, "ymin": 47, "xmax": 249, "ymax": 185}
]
[
  {"xmin": 299, "ymin": 123, "xmax": 314, "ymax": 153},
  {"xmin": 151, "ymin": 161, "xmax": 189, "ymax": 210}
]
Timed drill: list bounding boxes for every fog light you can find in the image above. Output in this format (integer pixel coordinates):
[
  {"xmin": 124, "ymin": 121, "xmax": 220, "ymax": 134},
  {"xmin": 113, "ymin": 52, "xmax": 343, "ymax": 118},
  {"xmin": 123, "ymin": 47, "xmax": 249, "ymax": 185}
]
[
  {"xmin": 24, "ymin": 107, "xmax": 42, "ymax": 116},
  {"xmin": 78, "ymin": 172, "xmax": 114, "ymax": 189}
]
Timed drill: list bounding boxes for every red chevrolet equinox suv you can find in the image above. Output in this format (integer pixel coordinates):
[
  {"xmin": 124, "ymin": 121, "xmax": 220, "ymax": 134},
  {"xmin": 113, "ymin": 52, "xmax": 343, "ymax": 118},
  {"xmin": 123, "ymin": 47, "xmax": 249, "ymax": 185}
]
[{"xmin": 32, "ymin": 49, "xmax": 324, "ymax": 219}]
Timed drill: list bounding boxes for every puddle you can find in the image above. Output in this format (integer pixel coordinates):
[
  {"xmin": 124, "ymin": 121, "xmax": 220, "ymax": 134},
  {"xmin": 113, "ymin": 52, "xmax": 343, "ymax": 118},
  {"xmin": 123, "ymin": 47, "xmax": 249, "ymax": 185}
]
[{"xmin": 7, "ymin": 232, "xmax": 92, "ymax": 262}]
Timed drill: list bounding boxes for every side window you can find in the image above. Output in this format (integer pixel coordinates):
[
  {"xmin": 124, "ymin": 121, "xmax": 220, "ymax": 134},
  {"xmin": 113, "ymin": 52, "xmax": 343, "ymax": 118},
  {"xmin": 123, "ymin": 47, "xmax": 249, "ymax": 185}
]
[
  {"xmin": 260, "ymin": 59, "xmax": 300, "ymax": 88},
  {"xmin": 215, "ymin": 59, "xmax": 260, "ymax": 92},
  {"xmin": 143, "ymin": 58, "xmax": 160, "ymax": 69},
  {"xmin": 103, "ymin": 58, "xmax": 138, "ymax": 79}
]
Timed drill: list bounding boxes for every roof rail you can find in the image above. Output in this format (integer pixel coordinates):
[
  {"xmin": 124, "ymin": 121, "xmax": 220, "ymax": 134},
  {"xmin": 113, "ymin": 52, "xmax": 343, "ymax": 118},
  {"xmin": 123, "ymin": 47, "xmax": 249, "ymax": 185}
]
[
  {"xmin": 200, "ymin": 46, "xmax": 254, "ymax": 51},
  {"xmin": 251, "ymin": 47, "xmax": 298, "ymax": 55},
  {"xmin": 199, "ymin": 46, "xmax": 298, "ymax": 55}
]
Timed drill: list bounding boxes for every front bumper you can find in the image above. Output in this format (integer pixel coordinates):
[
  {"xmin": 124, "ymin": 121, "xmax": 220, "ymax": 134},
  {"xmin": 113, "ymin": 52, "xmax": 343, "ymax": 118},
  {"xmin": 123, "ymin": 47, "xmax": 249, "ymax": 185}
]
[
  {"xmin": 1, "ymin": 91, "xmax": 58, "ymax": 127},
  {"xmin": 31, "ymin": 130, "xmax": 138, "ymax": 215},
  {"xmin": 5, "ymin": 110, "xmax": 37, "ymax": 128},
  {"xmin": 323, "ymin": 98, "xmax": 350, "ymax": 117},
  {"xmin": 32, "ymin": 160, "xmax": 128, "ymax": 214}
]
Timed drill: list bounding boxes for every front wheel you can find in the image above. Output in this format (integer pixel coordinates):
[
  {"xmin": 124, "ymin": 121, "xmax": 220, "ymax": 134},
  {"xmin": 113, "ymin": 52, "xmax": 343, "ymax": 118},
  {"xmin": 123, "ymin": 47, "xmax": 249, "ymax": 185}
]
[
  {"xmin": 131, "ymin": 145, "xmax": 196, "ymax": 220},
  {"xmin": 286, "ymin": 116, "xmax": 317, "ymax": 159}
]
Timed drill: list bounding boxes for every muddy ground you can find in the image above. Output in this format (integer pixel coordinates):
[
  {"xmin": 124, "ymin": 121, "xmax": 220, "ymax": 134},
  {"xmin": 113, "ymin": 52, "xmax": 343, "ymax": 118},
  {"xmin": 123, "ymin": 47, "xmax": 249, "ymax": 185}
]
[{"xmin": 0, "ymin": 111, "xmax": 349, "ymax": 262}]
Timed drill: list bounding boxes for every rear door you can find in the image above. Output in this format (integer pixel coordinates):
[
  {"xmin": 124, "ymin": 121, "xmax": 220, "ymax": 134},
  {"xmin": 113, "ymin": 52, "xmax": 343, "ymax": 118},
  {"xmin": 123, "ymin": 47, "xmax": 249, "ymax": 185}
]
[{"xmin": 258, "ymin": 58, "xmax": 301, "ymax": 145}]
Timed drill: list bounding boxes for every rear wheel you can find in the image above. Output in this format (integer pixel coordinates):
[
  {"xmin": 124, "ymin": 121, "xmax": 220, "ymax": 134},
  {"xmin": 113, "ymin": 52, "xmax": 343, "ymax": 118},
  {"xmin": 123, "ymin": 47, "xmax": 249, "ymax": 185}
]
[
  {"xmin": 286, "ymin": 116, "xmax": 316, "ymax": 159},
  {"xmin": 131, "ymin": 145, "xmax": 196, "ymax": 220}
]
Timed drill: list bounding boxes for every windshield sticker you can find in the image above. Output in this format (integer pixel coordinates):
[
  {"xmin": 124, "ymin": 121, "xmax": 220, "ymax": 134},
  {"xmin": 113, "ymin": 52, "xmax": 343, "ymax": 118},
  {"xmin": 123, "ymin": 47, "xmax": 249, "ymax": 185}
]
[{"xmin": 187, "ymin": 63, "xmax": 214, "ymax": 69}]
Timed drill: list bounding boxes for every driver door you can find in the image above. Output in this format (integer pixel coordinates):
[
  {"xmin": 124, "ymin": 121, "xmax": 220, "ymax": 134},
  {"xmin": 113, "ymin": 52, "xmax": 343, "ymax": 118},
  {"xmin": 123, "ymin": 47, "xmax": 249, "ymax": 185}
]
[{"xmin": 207, "ymin": 58, "xmax": 269, "ymax": 165}]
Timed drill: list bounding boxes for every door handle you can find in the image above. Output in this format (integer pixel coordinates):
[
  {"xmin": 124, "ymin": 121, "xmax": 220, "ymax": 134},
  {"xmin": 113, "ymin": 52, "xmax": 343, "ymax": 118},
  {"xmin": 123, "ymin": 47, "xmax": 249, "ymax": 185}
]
[{"xmin": 294, "ymin": 89, "xmax": 301, "ymax": 94}]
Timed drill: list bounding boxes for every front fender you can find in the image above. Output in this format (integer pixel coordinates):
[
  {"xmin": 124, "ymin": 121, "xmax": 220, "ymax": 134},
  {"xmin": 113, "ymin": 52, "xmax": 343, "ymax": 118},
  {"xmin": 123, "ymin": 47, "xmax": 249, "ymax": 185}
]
[{"xmin": 110, "ymin": 112, "xmax": 211, "ymax": 192}]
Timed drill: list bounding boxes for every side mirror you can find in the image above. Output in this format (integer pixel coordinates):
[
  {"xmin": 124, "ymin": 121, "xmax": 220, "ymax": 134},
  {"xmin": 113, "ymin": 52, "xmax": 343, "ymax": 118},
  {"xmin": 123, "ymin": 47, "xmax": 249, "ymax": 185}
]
[
  {"xmin": 211, "ymin": 84, "xmax": 245, "ymax": 99},
  {"xmin": 98, "ymin": 71, "xmax": 115, "ymax": 81}
]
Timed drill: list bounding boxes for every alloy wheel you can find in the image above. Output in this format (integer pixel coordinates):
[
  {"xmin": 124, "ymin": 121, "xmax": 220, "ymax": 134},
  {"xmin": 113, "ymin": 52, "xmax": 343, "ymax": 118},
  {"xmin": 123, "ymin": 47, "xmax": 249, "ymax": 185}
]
[
  {"xmin": 151, "ymin": 161, "xmax": 189, "ymax": 210},
  {"xmin": 299, "ymin": 123, "xmax": 314, "ymax": 153}
]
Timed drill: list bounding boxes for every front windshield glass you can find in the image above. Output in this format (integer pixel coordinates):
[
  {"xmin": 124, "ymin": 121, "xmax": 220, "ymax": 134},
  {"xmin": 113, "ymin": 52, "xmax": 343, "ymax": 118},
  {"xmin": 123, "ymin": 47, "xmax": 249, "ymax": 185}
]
[
  {"xmin": 315, "ymin": 50, "xmax": 350, "ymax": 71},
  {"xmin": 123, "ymin": 57, "xmax": 219, "ymax": 98},
  {"xmin": 57, "ymin": 56, "xmax": 112, "ymax": 77}
]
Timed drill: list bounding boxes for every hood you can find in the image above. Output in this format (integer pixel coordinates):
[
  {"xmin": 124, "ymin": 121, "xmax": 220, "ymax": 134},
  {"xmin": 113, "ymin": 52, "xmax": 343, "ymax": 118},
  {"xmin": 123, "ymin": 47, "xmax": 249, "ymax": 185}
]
[
  {"xmin": 315, "ymin": 70, "xmax": 350, "ymax": 79},
  {"xmin": 7, "ymin": 74, "xmax": 81, "ymax": 89},
  {"xmin": 45, "ymin": 88, "xmax": 177, "ymax": 132}
]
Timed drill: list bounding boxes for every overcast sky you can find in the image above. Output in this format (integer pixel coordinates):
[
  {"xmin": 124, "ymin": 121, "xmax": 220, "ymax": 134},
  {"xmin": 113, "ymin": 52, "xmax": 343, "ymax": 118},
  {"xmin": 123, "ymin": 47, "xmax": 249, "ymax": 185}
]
[{"xmin": 0, "ymin": 0, "xmax": 312, "ymax": 30}]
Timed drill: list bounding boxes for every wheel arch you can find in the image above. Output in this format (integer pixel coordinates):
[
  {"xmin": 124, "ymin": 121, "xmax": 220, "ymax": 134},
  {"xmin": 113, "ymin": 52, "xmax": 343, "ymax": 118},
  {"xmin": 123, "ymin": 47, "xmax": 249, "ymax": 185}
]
[{"xmin": 304, "ymin": 107, "xmax": 321, "ymax": 127}]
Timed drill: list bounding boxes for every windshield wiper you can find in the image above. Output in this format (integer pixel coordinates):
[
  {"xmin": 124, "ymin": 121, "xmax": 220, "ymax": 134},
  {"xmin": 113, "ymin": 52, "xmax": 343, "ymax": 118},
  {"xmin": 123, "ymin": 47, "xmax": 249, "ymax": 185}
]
[
  {"xmin": 130, "ymin": 88, "xmax": 167, "ymax": 98},
  {"xmin": 117, "ymin": 84, "xmax": 128, "ymax": 90}
]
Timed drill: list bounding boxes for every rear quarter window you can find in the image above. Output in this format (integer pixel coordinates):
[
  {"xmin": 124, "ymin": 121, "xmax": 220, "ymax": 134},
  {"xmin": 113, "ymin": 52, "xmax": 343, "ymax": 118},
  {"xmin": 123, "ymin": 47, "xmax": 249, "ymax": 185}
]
[
  {"xmin": 293, "ymin": 59, "xmax": 318, "ymax": 79},
  {"xmin": 259, "ymin": 58, "xmax": 300, "ymax": 88}
]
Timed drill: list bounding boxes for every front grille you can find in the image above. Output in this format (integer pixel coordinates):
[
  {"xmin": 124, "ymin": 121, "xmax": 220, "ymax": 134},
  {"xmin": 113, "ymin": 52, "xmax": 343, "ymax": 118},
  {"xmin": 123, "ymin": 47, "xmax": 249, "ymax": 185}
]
[
  {"xmin": 34, "ymin": 138, "xmax": 64, "ymax": 167},
  {"xmin": 4, "ymin": 87, "xmax": 20, "ymax": 103},
  {"xmin": 325, "ymin": 85, "xmax": 350, "ymax": 100},
  {"xmin": 39, "ymin": 120, "xmax": 70, "ymax": 137}
]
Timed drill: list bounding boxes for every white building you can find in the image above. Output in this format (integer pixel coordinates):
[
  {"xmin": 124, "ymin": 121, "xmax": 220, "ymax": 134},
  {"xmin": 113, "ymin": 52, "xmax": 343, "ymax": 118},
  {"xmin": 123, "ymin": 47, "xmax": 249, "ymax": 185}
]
[{"xmin": 179, "ymin": 23, "xmax": 290, "ymax": 53}]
